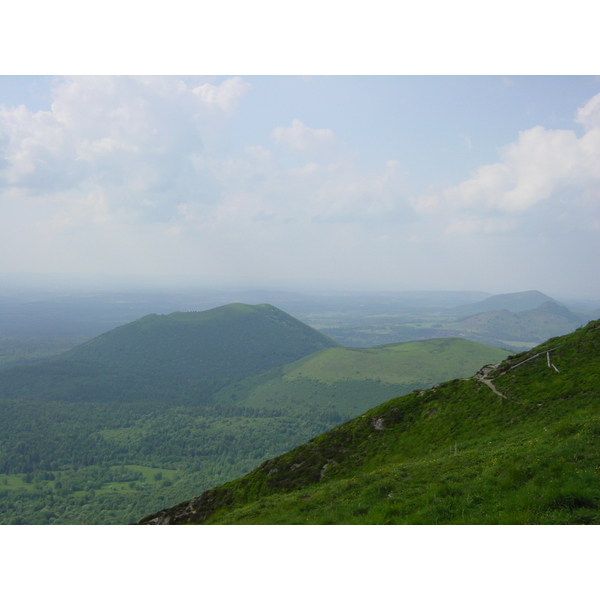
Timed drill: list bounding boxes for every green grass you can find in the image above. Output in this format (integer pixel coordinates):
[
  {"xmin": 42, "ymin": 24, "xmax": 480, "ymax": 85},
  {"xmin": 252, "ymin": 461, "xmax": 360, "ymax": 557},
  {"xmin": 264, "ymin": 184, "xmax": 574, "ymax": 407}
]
[
  {"xmin": 140, "ymin": 320, "xmax": 600, "ymax": 525},
  {"xmin": 281, "ymin": 338, "xmax": 508, "ymax": 384},
  {"xmin": 121, "ymin": 464, "xmax": 178, "ymax": 481},
  {"xmin": 0, "ymin": 474, "xmax": 37, "ymax": 491},
  {"xmin": 207, "ymin": 422, "xmax": 600, "ymax": 525},
  {"xmin": 214, "ymin": 338, "xmax": 509, "ymax": 420},
  {"xmin": 0, "ymin": 464, "xmax": 178, "ymax": 493}
]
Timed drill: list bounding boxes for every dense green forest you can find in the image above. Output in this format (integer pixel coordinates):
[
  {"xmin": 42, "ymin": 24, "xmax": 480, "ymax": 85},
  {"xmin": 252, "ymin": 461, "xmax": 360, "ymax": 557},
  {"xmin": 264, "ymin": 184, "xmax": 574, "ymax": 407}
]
[
  {"xmin": 140, "ymin": 319, "xmax": 600, "ymax": 525},
  {"xmin": 0, "ymin": 400, "xmax": 340, "ymax": 524}
]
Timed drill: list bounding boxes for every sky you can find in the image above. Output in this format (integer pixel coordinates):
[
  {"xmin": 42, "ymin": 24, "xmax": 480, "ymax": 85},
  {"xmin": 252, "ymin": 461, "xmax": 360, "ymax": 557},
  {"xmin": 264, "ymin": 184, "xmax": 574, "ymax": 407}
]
[{"xmin": 1, "ymin": 74, "xmax": 599, "ymax": 298}]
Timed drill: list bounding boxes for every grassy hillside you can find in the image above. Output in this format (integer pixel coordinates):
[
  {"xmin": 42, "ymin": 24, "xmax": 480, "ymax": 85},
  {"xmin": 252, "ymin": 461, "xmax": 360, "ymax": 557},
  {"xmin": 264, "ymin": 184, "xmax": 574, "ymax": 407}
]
[
  {"xmin": 140, "ymin": 319, "xmax": 600, "ymax": 525},
  {"xmin": 215, "ymin": 338, "xmax": 509, "ymax": 419}
]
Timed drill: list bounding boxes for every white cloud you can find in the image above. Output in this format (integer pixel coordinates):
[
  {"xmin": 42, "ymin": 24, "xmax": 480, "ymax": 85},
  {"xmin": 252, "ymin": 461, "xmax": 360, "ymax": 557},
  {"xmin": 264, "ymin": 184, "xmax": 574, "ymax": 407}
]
[
  {"xmin": 272, "ymin": 119, "xmax": 337, "ymax": 153},
  {"xmin": 444, "ymin": 216, "xmax": 518, "ymax": 236},
  {"xmin": 46, "ymin": 188, "xmax": 114, "ymax": 230},
  {"xmin": 0, "ymin": 76, "xmax": 250, "ymax": 203},
  {"xmin": 165, "ymin": 226, "xmax": 183, "ymax": 236},
  {"xmin": 411, "ymin": 94, "xmax": 600, "ymax": 221},
  {"xmin": 0, "ymin": 77, "xmax": 415, "ymax": 285},
  {"xmin": 197, "ymin": 148, "xmax": 405, "ymax": 227},
  {"xmin": 192, "ymin": 76, "xmax": 251, "ymax": 113},
  {"xmin": 409, "ymin": 193, "xmax": 440, "ymax": 215},
  {"xmin": 307, "ymin": 159, "xmax": 405, "ymax": 221},
  {"xmin": 576, "ymin": 91, "xmax": 600, "ymax": 130}
]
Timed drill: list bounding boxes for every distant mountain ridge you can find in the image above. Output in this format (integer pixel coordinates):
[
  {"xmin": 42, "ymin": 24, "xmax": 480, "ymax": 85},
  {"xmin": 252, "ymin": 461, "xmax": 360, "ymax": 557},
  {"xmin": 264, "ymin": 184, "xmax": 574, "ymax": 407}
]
[
  {"xmin": 446, "ymin": 299, "xmax": 587, "ymax": 349},
  {"xmin": 536, "ymin": 300, "xmax": 582, "ymax": 321},
  {"xmin": 451, "ymin": 290, "xmax": 558, "ymax": 317}
]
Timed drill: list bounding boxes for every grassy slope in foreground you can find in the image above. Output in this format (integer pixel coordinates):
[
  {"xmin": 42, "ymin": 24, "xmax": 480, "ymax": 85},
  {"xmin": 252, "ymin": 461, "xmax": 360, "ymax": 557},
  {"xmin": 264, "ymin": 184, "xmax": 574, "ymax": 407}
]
[
  {"xmin": 216, "ymin": 338, "xmax": 510, "ymax": 419},
  {"xmin": 140, "ymin": 319, "xmax": 600, "ymax": 525}
]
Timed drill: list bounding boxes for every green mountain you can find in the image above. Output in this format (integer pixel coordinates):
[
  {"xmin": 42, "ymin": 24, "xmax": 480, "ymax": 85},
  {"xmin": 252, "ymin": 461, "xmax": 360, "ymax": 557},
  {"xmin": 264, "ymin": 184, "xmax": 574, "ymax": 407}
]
[
  {"xmin": 446, "ymin": 301, "xmax": 586, "ymax": 350},
  {"xmin": 452, "ymin": 290, "xmax": 558, "ymax": 317},
  {"xmin": 62, "ymin": 303, "xmax": 340, "ymax": 380},
  {"xmin": 0, "ymin": 303, "xmax": 340, "ymax": 403},
  {"xmin": 139, "ymin": 319, "xmax": 600, "ymax": 525}
]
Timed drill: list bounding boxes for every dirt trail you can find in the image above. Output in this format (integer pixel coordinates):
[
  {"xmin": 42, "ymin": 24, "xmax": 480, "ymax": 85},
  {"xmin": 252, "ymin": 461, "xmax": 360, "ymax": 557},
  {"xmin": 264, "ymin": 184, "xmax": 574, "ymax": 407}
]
[
  {"xmin": 474, "ymin": 349, "xmax": 559, "ymax": 400},
  {"xmin": 475, "ymin": 365, "xmax": 506, "ymax": 399}
]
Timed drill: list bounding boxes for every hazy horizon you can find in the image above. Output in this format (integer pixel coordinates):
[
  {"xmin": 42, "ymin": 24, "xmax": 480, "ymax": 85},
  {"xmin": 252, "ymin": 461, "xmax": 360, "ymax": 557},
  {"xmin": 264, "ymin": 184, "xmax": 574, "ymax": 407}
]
[
  {"xmin": 1, "ymin": 271, "xmax": 598, "ymax": 309},
  {"xmin": 1, "ymin": 76, "xmax": 599, "ymax": 299}
]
